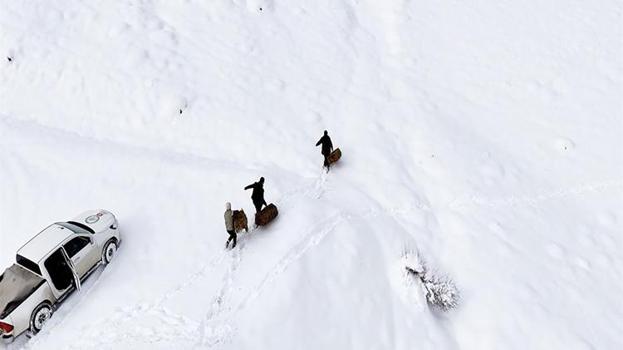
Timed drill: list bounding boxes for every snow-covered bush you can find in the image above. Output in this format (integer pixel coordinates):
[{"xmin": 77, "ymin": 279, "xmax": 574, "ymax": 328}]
[{"xmin": 402, "ymin": 249, "xmax": 460, "ymax": 311}]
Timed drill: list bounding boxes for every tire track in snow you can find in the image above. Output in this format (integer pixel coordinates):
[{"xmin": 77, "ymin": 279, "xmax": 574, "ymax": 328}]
[
  {"xmin": 448, "ymin": 180, "xmax": 623, "ymax": 209},
  {"xmin": 0, "ymin": 113, "xmax": 260, "ymax": 175}
]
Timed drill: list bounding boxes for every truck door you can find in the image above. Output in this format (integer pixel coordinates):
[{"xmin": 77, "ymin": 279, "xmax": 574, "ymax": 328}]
[
  {"xmin": 43, "ymin": 248, "xmax": 80, "ymax": 299},
  {"xmin": 63, "ymin": 236, "xmax": 99, "ymax": 279}
]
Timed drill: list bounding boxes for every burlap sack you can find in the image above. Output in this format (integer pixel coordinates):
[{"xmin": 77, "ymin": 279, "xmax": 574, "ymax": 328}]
[
  {"xmin": 255, "ymin": 204, "xmax": 279, "ymax": 226},
  {"xmin": 233, "ymin": 209, "xmax": 248, "ymax": 232},
  {"xmin": 327, "ymin": 148, "xmax": 342, "ymax": 164}
]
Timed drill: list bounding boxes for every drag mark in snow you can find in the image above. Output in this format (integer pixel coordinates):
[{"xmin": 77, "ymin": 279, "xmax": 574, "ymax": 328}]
[
  {"xmin": 277, "ymin": 169, "xmax": 330, "ymax": 207},
  {"xmin": 159, "ymin": 249, "xmax": 230, "ymax": 302},
  {"xmin": 64, "ymin": 172, "xmax": 334, "ymax": 348},
  {"xmin": 235, "ymin": 213, "xmax": 347, "ymax": 311},
  {"xmin": 234, "ymin": 204, "xmax": 421, "ymax": 312}
]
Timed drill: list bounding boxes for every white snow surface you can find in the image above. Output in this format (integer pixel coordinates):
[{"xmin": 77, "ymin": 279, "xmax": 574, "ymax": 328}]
[{"xmin": 1, "ymin": 0, "xmax": 622, "ymax": 349}]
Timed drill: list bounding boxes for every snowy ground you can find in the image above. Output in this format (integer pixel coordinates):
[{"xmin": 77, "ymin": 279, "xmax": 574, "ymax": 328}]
[{"xmin": 1, "ymin": 0, "xmax": 622, "ymax": 349}]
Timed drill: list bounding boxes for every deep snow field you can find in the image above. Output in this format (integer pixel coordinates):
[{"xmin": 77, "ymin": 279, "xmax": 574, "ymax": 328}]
[{"xmin": 1, "ymin": 0, "xmax": 622, "ymax": 349}]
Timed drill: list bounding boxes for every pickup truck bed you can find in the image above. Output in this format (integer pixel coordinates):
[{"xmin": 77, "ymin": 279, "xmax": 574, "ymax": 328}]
[{"xmin": 0, "ymin": 264, "xmax": 45, "ymax": 319}]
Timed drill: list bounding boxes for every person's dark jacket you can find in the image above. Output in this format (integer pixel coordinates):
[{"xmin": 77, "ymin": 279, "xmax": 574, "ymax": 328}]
[
  {"xmin": 316, "ymin": 135, "xmax": 333, "ymax": 156},
  {"xmin": 244, "ymin": 182, "xmax": 266, "ymax": 204}
]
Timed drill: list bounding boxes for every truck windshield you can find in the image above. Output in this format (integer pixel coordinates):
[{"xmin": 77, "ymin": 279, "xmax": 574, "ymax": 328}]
[
  {"xmin": 56, "ymin": 221, "xmax": 94, "ymax": 234},
  {"xmin": 16, "ymin": 254, "xmax": 42, "ymax": 276}
]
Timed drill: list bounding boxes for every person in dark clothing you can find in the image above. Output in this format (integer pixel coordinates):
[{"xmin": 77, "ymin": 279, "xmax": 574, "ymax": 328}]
[
  {"xmin": 316, "ymin": 130, "xmax": 333, "ymax": 169},
  {"xmin": 244, "ymin": 177, "xmax": 268, "ymax": 214}
]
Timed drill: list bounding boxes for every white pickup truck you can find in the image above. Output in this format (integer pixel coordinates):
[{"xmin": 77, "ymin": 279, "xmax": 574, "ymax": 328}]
[{"xmin": 0, "ymin": 210, "xmax": 120, "ymax": 343}]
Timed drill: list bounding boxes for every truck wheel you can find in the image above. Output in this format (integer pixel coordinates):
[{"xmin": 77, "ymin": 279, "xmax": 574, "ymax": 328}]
[
  {"xmin": 102, "ymin": 240, "xmax": 118, "ymax": 265},
  {"xmin": 30, "ymin": 303, "xmax": 53, "ymax": 334}
]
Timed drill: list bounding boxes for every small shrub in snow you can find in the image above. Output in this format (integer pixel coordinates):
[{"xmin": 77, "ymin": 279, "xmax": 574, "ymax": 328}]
[
  {"xmin": 417, "ymin": 270, "xmax": 460, "ymax": 311},
  {"xmin": 402, "ymin": 249, "xmax": 460, "ymax": 311}
]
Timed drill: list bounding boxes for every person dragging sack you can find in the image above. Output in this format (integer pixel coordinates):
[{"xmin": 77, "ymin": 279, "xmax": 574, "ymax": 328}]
[
  {"xmin": 244, "ymin": 177, "xmax": 268, "ymax": 214},
  {"xmin": 315, "ymin": 130, "xmax": 333, "ymax": 170}
]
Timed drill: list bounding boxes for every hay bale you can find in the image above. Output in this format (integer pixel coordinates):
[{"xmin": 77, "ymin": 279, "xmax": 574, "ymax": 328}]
[
  {"xmin": 233, "ymin": 209, "xmax": 248, "ymax": 232},
  {"xmin": 327, "ymin": 148, "xmax": 342, "ymax": 165},
  {"xmin": 255, "ymin": 203, "xmax": 278, "ymax": 226}
]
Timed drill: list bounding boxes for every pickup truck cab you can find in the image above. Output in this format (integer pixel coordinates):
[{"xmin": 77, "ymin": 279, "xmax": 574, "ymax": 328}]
[{"xmin": 0, "ymin": 210, "xmax": 120, "ymax": 342}]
